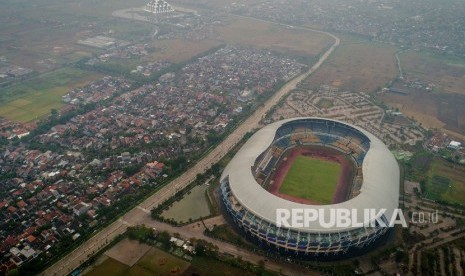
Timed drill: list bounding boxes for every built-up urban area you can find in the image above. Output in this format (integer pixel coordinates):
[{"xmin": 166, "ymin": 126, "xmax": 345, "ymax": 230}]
[{"xmin": 0, "ymin": 45, "xmax": 305, "ymax": 273}]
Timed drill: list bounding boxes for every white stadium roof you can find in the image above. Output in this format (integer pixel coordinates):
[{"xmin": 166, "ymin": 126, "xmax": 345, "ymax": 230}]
[{"xmin": 221, "ymin": 117, "xmax": 399, "ymax": 233}]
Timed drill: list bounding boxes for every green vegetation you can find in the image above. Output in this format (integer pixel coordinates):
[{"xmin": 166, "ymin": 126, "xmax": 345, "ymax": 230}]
[
  {"xmin": 85, "ymin": 258, "xmax": 129, "ymax": 276},
  {"xmin": 317, "ymin": 98, "xmax": 334, "ymax": 108},
  {"xmin": 403, "ymin": 150, "xmax": 433, "ymax": 182},
  {"xmin": 0, "ymin": 67, "xmax": 102, "ymax": 122},
  {"xmin": 280, "ymin": 156, "xmax": 340, "ymax": 204},
  {"xmin": 86, "ymin": 247, "xmax": 190, "ymax": 276},
  {"xmin": 424, "ymin": 158, "xmax": 465, "ymax": 205},
  {"xmin": 135, "ymin": 247, "xmax": 190, "ymax": 275},
  {"xmin": 127, "ymin": 225, "xmax": 156, "ymax": 243},
  {"xmin": 186, "ymin": 256, "xmax": 266, "ymax": 276},
  {"xmin": 85, "ymin": 228, "xmax": 277, "ymax": 276},
  {"xmin": 206, "ymin": 224, "xmax": 255, "ymax": 251},
  {"xmin": 161, "ymin": 184, "xmax": 211, "ymax": 223}
]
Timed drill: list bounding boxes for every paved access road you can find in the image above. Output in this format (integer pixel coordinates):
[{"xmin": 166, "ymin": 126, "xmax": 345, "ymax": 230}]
[{"xmin": 41, "ymin": 16, "xmax": 339, "ymax": 276}]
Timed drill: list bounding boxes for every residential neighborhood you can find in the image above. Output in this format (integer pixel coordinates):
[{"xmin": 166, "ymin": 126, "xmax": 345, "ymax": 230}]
[{"xmin": 0, "ymin": 45, "xmax": 305, "ymax": 273}]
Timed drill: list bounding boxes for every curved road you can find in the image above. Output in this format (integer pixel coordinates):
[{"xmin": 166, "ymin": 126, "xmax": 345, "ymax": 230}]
[{"xmin": 42, "ymin": 15, "xmax": 339, "ymax": 276}]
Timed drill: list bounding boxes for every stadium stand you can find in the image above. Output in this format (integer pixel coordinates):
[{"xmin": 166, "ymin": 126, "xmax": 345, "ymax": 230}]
[{"xmin": 220, "ymin": 118, "xmax": 398, "ymax": 256}]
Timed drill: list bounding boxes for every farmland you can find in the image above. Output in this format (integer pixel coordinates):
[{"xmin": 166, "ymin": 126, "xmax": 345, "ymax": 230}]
[{"xmin": 0, "ymin": 67, "xmax": 102, "ymax": 122}]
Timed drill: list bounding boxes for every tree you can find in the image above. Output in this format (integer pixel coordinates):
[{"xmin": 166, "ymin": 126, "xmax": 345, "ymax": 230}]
[
  {"xmin": 7, "ymin": 269, "xmax": 19, "ymax": 276},
  {"xmin": 157, "ymin": 231, "xmax": 171, "ymax": 249}
]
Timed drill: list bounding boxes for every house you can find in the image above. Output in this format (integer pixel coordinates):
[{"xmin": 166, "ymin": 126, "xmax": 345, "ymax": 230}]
[
  {"xmin": 448, "ymin": 141, "xmax": 461, "ymax": 150},
  {"xmin": 73, "ymin": 202, "xmax": 91, "ymax": 216}
]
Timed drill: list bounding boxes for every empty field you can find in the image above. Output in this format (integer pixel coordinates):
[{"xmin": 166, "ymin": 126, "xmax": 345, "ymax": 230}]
[
  {"xmin": 184, "ymin": 256, "xmax": 259, "ymax": 276},
  {"xmin": 144, "ymin": 39, "xmax": 222, "ymax": 64},
  {"xmin": 301, "ymin": 35, "xmax": 397, "ymax": 93},
  {"xmin": 279, "ymin": 155, "xmax": 341, "ymax": 204},
  {"xmin": 105, "ymin": 239, "xmax": 151, "ymax": 267},
  {"xmin": 400, "ymin": 51, "xmax": 465, "ymax": 95},
  {"xmin": 135, "ymin": 247, "xmax": 190, "ymax": 275},
  {"xmin": 85, "ymin": 257, "xmax": 130, "ymax": 276},
  {"xmin": 86, "ymin": 243, "xmax": 263, "ymax": 276},
  {"xmin": 217, "ymin": 16, "xmax": 333, "ymax": 59},
  {"xmin": 86, "ymin": 247, "xmax": 190, "ymax": 276},
  {"xmin": 380, "ymin": 51, "xmax": 465, "ymax": 138},
  {"xmin": 425, "ymin": 158, "xmax": 465, "ymax": 205},
  {"xmin": 0, "ymin": 67, "xmax": 102, "ymax": 122},
  {"xmin": 161, "ymin": 184, "xmax": 211, "ymax": 223}
]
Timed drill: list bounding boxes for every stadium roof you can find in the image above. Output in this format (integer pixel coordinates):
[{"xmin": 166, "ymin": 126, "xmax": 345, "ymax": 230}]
[{"xmin": 221, "ymin": 117, "xmax": 399, "ymax": 233}]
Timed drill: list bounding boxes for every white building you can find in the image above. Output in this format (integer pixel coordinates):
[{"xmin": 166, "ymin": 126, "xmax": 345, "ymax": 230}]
[
  {"xmin": 448, "ymin": 141, "xmax": 461, "ymax": 150},
  {"xmin": 144, "ymin": 0, "xmax": 175, "ymax": 14}
]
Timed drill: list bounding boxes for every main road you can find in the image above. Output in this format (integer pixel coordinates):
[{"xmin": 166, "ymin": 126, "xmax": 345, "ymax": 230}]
[{"xmin": 42, "ymin": 15, "xmax": 339, "ymax": 276}]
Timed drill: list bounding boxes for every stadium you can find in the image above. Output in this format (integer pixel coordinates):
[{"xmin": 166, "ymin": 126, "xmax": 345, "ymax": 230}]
[{"xmin": 220, "ymin": 117, "xmax": 399, "ymax": 256}]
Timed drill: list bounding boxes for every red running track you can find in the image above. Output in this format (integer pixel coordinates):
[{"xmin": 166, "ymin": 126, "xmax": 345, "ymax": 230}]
[{"xmin": 268, "ymin": 145, "xmax": 354, "ymax": 205}]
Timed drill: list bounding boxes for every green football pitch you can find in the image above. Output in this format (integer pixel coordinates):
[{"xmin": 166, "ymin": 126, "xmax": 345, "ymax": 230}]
[{"xmin": 279, "ymin": 155, "xmax": 341, "ymax": 204}]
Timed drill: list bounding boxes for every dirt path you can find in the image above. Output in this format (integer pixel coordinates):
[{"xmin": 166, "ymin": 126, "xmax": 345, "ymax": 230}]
[
  {"xmin": 438, "ymin": 248, "xmax": 446, "ymax": 276},
  {"xmin": 453, "ymin": 247, "xmax": 463, "ymax": 276}
]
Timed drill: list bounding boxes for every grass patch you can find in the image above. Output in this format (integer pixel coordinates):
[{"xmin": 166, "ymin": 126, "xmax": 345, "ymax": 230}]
[
  {"xmin": 133, "ymin": 247, "xmax": 190, "ymax": 275},
  {"xmin": 86, "ymin": 247, "xmax": 190, "ymax": 276},
  {"xmin": 185, "ymin": 256, "xmax": 258, "ymax": 276},
  {"xmin": 161, "ymin": 185, "xmax": 211, "ymax": 223},
  {"xmin": 280, "ymin": 155, "xmax": 340, "ymax": 204},
  {"xmin": 0, "ymin": 67, "xmax": 102, "ymax": 122},
  {"xmin": 207, "ymin": 224, "xmax": 254, "ymax": 250},
  {"xmin": 316, "ymin": 98, "xmax": 334, "ymax": 108},
  {"xmin": 425, "ymin": 158, "xmax": 465, "ymax": 204},
  {"xmin": 85, "ymin": 257, "xmax": 129, "ymax": 276}
]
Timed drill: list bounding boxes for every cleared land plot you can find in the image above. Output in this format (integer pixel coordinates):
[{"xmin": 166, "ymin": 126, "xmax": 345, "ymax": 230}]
[
  {"xmin": 280, "ymin": 155, "xmax": 341, "ymax": 204},
  {"xmin": 172, "ymin": 0, "xmax": 263, "ymax": 10},
  {"xmin": 301, "ymin": 35, "xmax": 397, "ymax": 93},
  {"xmin": 0, "ymin": 67, "xmax": 102, "ymax": 122},
  {"xmin": 143, "ymin": 17, "xmax": 332, "ymax": 65},
  {"xmin": 381, "ymin": 90, "xmax": 465, "ymax": 138},
  {"xmin": 105, "ymin": 238, "xmax": 151, "ymax": 267},
  {"xmin": 86, "ymin": 247, "xmax": 190, "ymax": 276},
  {"xmin": 380, "ymin": 52, "xmax": 465, "ymax": 138},
  {"xmin": 425, "ymin": 158, "xmax": 465, "ymax": 205},
  {"xmin": 161, "ymin": 184, "xmax": 211, "ymax": 223},
  {"xmin": 145, "ymin": 39, "xmax": 222, "ymax": 64},
  {"xmin": 400, "ymin": 51, "xmax": 465, "ymax": 95},
  {"xmin": 217, "ymin": 17, "xmax": 333, "ymax": 58}
]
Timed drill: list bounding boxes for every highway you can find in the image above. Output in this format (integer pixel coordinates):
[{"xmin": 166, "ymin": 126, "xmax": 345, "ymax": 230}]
[{"xmin": 41, "ymin": 16, "xmax": 339, "ymax": 276}]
